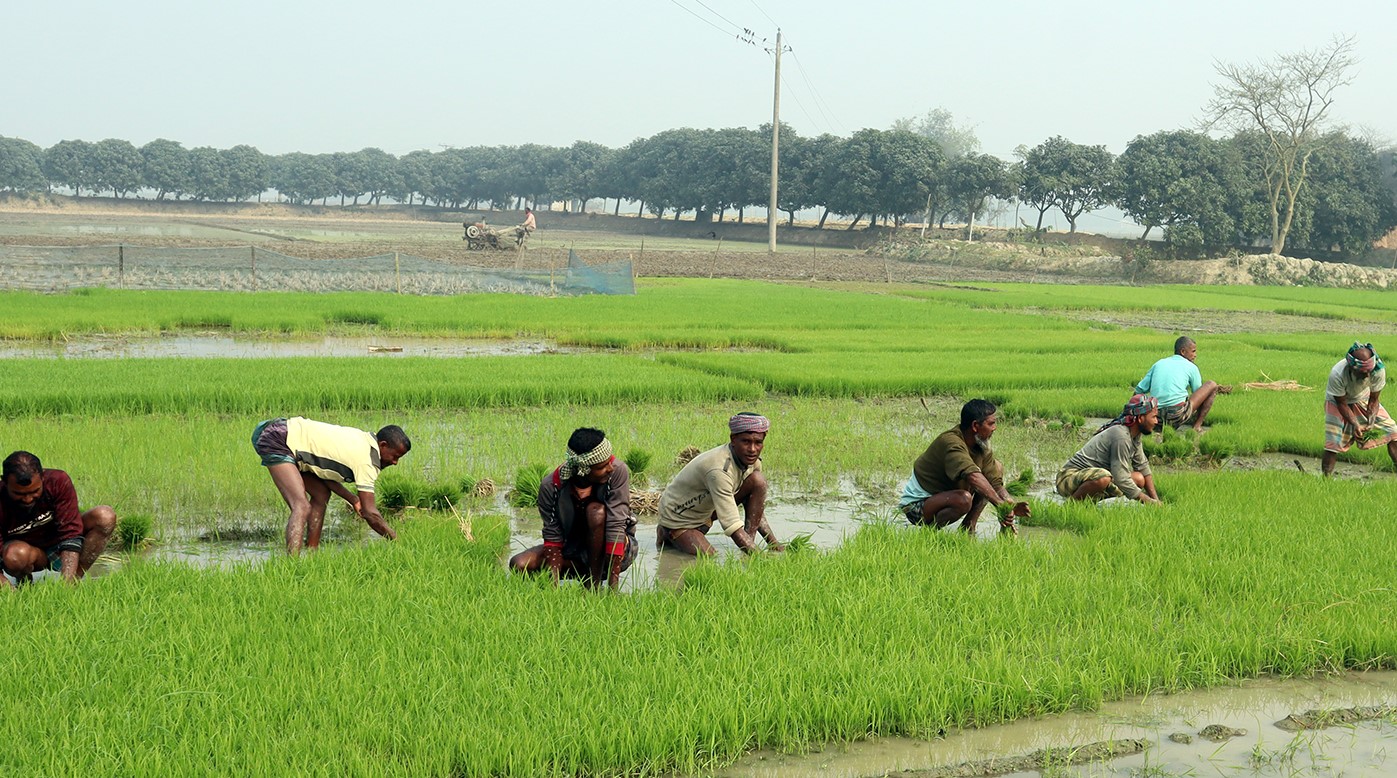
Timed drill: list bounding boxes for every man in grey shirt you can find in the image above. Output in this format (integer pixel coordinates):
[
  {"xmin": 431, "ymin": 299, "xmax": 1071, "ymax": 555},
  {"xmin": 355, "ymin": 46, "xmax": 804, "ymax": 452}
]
[{"xmin": 1056, "ymin": 394, "xmax": 1161, "ymax": 504}]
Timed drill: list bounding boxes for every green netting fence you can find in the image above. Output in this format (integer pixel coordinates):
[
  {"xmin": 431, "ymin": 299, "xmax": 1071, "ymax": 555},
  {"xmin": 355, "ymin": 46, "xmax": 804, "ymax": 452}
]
[{"xmin": 0, "ymin": 245, "xmax": 634, "ymax": 296}]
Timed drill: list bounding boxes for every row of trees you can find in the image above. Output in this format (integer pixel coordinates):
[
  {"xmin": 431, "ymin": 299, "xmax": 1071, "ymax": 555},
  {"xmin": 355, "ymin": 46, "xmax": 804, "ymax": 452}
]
[{"xmin": 4, "ymin": 125, "xmax": 1389, "ymax": 257}]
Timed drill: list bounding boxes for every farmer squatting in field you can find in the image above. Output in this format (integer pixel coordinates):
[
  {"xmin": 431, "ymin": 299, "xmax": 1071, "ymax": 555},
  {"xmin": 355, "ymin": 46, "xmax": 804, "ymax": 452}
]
[
  {"xmin": 0, "ymin": 450, "xmax": 115, "ymax": 588},
  {"xmin": 251, "ymin": 417, "xmax": 410, "ymax": 555},
  {"xmin": 1134, "ymin": 336, "xmax": 1226, "ymax": 434},
  {"xmin": 509, "ymin": 428, "xmax": 638, "ymax": 589},
  {"xmin": 1322, "ymin": 342, "xmax": 1397, "ymax": 476},
  {"xmin": 898, "ymin": 399, "xmax": 1030, "ymax": 536},
  {"xmin": 656, "ymin": 412, "xmax": 784, "ymax": 556},
  {"xmin": 1056, "ymin": 394, "xmax": 1162, "ymax": 504}
]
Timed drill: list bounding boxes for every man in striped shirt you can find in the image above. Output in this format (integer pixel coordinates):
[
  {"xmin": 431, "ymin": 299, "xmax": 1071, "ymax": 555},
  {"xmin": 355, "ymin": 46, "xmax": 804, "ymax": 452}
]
[{"xmin": 251, "ymin": 417, "xmax": 411, "ymax": 555}]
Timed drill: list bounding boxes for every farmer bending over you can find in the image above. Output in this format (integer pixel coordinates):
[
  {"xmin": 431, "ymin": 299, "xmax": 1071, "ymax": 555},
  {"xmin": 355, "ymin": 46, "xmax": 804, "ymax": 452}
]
[
  {"xmin": 1056, "ymin": 395, "xmax": 1161, "ymax": 504},
  {"xmin": 1135, "ymin": 336, "xmax": 1225, "ymax": 434},
  {"xmin": 656, "ymin": 412, "xmax": 783, "ymax": 556},
  {"xmin": 898, "ymin": 399, "xmax": 1029, "ymax": 535},
  {"xmin": 251, "ymin": 417, "xmax": 410, "ymax": 555},
  {"xmin": 509, "ymin": 428, "xmax": 637, "ymax": 590},
  {"xmin": 1322, "ymin": 342, "xmax": 1397, "ymax": 476},
  {"xmin": 1, "ymin": 451, "xmax": 115, "ymax": 588}
]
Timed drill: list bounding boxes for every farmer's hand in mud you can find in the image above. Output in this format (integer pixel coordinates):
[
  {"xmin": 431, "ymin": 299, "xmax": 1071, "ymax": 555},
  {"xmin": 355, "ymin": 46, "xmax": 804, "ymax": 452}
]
[
  {"xmin": 766, "ymin": 540, "xmax": 785, "ymax": 553},
  {"xmin": 1009, "ymin": 501, "xmax": 1031, "ymax": 519},
  {"xmin": 1139, "ymin": 494, "xmax": 1161, "ymax": 505},
  {"xmin": 732, "ymin": 528, "xmax": 760, "ymax": 555}
]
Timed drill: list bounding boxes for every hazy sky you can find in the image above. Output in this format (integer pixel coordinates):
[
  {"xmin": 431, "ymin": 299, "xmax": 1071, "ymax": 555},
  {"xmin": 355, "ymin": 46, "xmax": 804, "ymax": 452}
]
[{"xmin": 5, "ymin": 1, "xmax": 1393, "ymax": 161}]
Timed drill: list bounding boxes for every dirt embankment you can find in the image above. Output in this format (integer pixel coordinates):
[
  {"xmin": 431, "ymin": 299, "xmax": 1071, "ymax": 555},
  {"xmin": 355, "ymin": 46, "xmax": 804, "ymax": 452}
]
[{"xmin": 5, "ymin": 196, "xmax": 1397, "ymax": 289}]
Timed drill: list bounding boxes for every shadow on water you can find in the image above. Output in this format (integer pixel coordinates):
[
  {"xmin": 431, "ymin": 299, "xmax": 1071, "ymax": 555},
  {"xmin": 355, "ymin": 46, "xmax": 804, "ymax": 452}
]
[{"xmin": 711, "ymin": 671, "xmax": 1397, "ymax": 777}]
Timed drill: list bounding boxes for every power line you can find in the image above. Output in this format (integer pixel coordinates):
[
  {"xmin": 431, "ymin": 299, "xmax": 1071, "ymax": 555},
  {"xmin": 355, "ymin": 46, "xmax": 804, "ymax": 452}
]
[
  {"xmin": 787, "ymin": 44, "xmax": 847, "ymax": 135},
  {"xmin": 667, "ymin": 0, "xmax": 737, "ymax": 40},
  {"xmin": 746, "ymin": 0, "xmax": 778, "ymax": 29},
  {"xmin": 767, "ymin": 49, "xmax": 824, "ymax": 134},
  {"xmin": 693, "ymin": 0, "xmax": 744, "ymax": 34}
]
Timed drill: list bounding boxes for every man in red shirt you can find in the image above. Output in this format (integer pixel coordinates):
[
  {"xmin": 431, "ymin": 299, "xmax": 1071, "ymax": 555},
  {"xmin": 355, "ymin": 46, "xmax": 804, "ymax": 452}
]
[{"xmin": 1, "ymin": 451, "xmax": 116, "ymax": 587}]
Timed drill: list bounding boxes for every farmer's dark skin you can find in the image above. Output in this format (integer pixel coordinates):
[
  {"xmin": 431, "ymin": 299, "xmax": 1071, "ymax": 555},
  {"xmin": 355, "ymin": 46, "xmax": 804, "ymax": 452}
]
[
  {"xmin": 658, "ymin": 431, "xmax": 783, "ymax": 556},
  {"xmin": 1322, "ymin": 346, "xmax": 1397, "ymax": 476},
  {"xmin": 509, "ymin": 457, "xmax": 618, "ymax": 584},
  {"xmin": 267, "ymin": 439, "xmax": 407, "ymax": 555},
  {"xmin": 914, "ymin": 412, "xmax": 1030, "ymax": 535},
  {"xmin": 1069, "ymin": 409, "xmax": 1161, "ymax": 504},
  {"xmin": 2, "ymin": 471, "xmax": 115, "ymax": 586}
]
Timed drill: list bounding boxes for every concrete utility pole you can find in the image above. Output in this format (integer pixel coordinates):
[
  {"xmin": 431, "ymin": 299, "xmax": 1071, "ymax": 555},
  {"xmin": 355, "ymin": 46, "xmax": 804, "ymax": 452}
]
[{"xmin": 767, "ymin": 29, "xmax": 782, "ymax": 253}]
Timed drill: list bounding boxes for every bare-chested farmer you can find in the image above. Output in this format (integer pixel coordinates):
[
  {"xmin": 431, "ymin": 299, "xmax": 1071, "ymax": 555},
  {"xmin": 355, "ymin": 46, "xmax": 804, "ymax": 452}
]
[
  {"xmin": 1, "ymin": 451, "xmax": 115, "ymax": 588},
  {"xmin": 1322, "ymin": 342, "xmax": 1397, "ymax": 476},
  {"xmin": 1056, "ymin": 395, "xmax": 1161, "ymax": 504},
  {"xmin": 656, "ymin": 412, "xmax": 783, "ymax": 556},
  {"xmin": 251, "ymin": 417, "xmax": 410, "ymax": 555},
  {"xmin": 898, "ymin": 399, "xmax": 1029, "ymax": 535},
  {"xmin": 509, "ymin": 428, "xmax": 637, "ymax": 589},
  {"xmin": 1134, "ymin": 336, "xmax": 1224, "ymax": 434}
]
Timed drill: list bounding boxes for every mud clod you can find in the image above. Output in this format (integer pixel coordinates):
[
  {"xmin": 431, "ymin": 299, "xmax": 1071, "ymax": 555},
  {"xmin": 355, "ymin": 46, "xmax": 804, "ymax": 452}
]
[
  {"xmin": 1275, "ymin": 705, "xmax": 1397, "ymax": 732},
  {"xmin": 1168, "ymin": 732, "xmax": 1194, "ymax": 744},
  {"xmin": 1198, "ymin": 724, "xmax": 1247, "ymax": 741},
  {"xmin": 883, "ymin": 738, "xmax": 1146, "ymax": 777}
]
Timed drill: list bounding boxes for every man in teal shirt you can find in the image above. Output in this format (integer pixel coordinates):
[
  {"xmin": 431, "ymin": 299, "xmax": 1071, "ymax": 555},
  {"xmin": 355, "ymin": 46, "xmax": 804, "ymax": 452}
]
[{"xmin": 1134, "ymin": 337, "xmax": 1225, "ymax": 434}]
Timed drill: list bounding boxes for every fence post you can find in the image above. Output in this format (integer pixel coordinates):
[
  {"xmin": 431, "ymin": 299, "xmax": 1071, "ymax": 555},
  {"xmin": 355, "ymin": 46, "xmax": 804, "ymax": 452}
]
[
  {"xmin": 250, "ymin": 246, "xmax": 258, "ymax": 291},
  {"xmin": 709, "ymin": 237, "xmax": 722, "ymax": 279},
  {"xmin": 118, "ymin": 244, "xmax": 125, "ymax": 288},
  {"xmin": 395, "ymin": 252, "xmax": 402, "ymax": 294}
]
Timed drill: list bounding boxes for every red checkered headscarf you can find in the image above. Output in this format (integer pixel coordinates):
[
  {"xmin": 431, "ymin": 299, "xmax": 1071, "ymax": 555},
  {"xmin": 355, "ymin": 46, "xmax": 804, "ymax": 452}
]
[{"xmin": 728, "ymin": 412, "xmax": 770, "ymax": 435}]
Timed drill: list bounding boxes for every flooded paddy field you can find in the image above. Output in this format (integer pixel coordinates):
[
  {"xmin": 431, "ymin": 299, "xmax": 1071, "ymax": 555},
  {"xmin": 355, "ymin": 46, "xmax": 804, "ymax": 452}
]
[
  {"xmin": 4, "ymin": 280, "xmax": 1397, "ymax": 776},
  {"xmin": 718, "ymin": 672, "xmax": 1397, "ymax": 777}
]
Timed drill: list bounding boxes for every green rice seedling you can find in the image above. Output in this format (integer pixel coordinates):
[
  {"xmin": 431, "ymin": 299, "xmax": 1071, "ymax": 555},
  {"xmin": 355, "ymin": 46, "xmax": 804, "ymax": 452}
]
[
  {"xmin": 508, "ymin": 463, "xmax": 550, "ymax": 508},
  {"xmin": 1006, "ymin": 468, "xmax": 1034, "ymax": 497},
  {"xmin": 375, "ymin": 471, "xmax": 424, "ymax": 512},
  {"xmin": 421, "ymin": 481, "xmax": 461, "ymax": 511},
  {"xmin": 623, "ymin": 447, "xmax": 653, "ymax": 477},
  {"xmin": 784, "ymin": 532, "xmax": 816, "ymax": 553},
  {"xmin": 327, "ymin": 310, "xmax": 385, "ymax": 326},
  {"xmin": 1145, "ymin": 425, "xmax": 1198, "ymax": 462},
  {"xmin": 457, "ymin": 474, "xmax": 477, "ymax": 494},
  {"xmin": 114, "ymin": 512, "xmax": 154, "ymax": 550}
]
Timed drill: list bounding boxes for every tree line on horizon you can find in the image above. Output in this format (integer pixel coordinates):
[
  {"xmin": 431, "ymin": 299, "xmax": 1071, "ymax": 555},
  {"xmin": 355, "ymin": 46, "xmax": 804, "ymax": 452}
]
[{"xmin": 1, "ymin": 125, "xmax": 1394, "ymax": 259}]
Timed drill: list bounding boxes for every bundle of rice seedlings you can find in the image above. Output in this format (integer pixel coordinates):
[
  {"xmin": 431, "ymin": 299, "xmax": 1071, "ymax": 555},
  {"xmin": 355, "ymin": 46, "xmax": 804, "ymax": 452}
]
[
  {"xmin": 423, "ymin": 482, "xmax": 462, "ymax": 511},
  {"xmin": 509, "ymin": 464, "xmax": 550, "ymax": 508},
  {"xmin": 1005, "ymin": 468, "xmax": 1034, "ymax": 497},
  {"xmin": 675, "ymin": 446, "xmax": 701, "ymax": 466},
  {"xmin": 630, "ymin": 489, "xmax": 662, "ymax": 514},
  {"xmin": 115, "ymin": 513, "xmax": 154, "ymax": 551},
  {"xmin": 471, "ymin": 477, "xmax": 497, "ymax": 498},
  {"xmin": 624, "ymin": 447, "xmax": 653, "ymax": 476}
]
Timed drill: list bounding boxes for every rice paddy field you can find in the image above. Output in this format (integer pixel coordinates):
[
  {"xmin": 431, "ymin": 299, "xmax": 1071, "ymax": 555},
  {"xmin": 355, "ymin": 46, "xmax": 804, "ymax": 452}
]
[{"xmin": 2, "ymin": 278, "xmax": 1396, "ymax": 776}]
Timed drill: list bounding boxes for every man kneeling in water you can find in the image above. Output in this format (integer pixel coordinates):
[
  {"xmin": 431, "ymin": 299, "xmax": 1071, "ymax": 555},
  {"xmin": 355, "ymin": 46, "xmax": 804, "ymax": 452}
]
[
  {"xmin": 656, "ymin": 412, "xmax": 783, "ymax": 556},
  {"xmin": 510, "ymin": 428, "xmax": 637, "ymax": 589}
]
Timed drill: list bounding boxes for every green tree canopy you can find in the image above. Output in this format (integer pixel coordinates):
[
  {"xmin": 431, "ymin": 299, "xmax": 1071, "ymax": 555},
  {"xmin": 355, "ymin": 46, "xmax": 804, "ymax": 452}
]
[{"xmin": 0, "ymin": 137, "xmax": 47, "ymax": 193}]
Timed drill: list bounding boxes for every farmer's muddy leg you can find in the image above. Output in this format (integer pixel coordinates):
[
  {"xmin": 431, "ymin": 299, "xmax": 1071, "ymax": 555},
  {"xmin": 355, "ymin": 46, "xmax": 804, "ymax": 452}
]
[
  {"xmin": 736, "ymin": 472, "xmax": 781, "ymax": 550},
  {"xmin": 583, "ymin": 501, "xmax": 607, "ymax": 586},
  {"xmin": 915, "ymin": 490, "xmax": 972, "ymax": 527},
  {"xmin": 657, "ymin": 525, "xmax": 717, "ymax": 557},
  {"xmin": 76, "ymin": 506, "xmax": 116, "ymax": 577},
  {"xmin": 1322, "ymin": 451, "xmax": 1339, "ymax": 477},
  {"xmin": 961, "ymin": 493, "xmax": 989, "ymax": 535},
  {"xmin": 1189, "ymin": 381, "xmax": 1222, "ymax": 433},
  {"xmin": 303, "ymin": 474, "xmax": 331, "ymax": 550},
  {"xmin": 267, "ymin": 463, "xmax": 311, "ymax": 555}
]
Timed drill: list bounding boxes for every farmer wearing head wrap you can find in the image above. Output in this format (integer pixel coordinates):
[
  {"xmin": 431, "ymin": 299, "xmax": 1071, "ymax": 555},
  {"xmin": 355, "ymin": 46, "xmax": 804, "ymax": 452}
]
[
  {"xmin": 1056, "ymin": 394, "xmax": 1161, "ymax": 504},
  {"xmin": 656, "ymin": 412, "xmax": 782, "ymax": 556},
  {"xmin": 898, "ymin": 399, "xmax": 1029, "ymax": 536},
  {"xmin": 510, "ymin": 428, "xmax": 636, "ymax": 589},
  {"xmin": 1134, "ymin": 336, "xmax": 1227, "ymax": 434},
  {"xmin": 1322, "ymin": 342, "xmax": 1397, "ymax": 476}
]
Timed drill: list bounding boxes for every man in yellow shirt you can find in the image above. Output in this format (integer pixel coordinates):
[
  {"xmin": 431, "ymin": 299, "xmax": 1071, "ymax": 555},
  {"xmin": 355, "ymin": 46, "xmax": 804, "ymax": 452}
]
[{"xmin": 251, "ymin": 417, "xmax": 411, "ymax": 555}]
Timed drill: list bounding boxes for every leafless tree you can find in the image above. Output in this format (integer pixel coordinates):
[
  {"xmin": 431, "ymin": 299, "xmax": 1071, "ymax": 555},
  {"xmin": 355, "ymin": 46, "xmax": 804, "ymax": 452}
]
[{"xmin": 1204, "ymin": 36, "xmax": 1357, "ymax": 254}]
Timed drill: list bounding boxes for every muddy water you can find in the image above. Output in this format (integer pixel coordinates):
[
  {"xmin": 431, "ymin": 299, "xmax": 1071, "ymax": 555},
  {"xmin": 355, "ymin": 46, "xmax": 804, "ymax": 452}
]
[
  {"xmin": 716, "ymin": 671, "xmax": 1397, "ymax": 777},
  {"xmin": 504, "ymin": 492, "xmax": 1061, "ymax": 593},
  {"xmin": 0, "ymin": 334, "xmax": 570, "ymax": 359}
]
